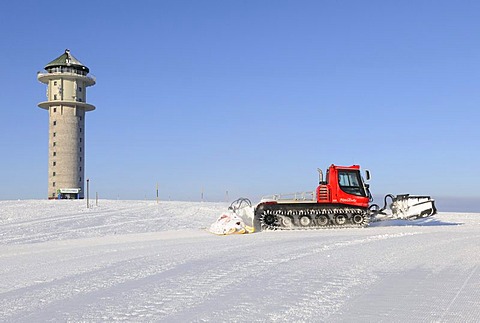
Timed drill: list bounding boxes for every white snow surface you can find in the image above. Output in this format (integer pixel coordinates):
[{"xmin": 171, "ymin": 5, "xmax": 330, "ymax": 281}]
[{"xmin": 0, "ymin": 199, "xmax": 479, "ymax": 322}]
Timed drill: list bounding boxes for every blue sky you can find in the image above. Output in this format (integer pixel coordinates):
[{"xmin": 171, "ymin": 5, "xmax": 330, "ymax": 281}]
[{"xmin": 0, "ymin": 1, "xmax": 479, "ymax": 210}]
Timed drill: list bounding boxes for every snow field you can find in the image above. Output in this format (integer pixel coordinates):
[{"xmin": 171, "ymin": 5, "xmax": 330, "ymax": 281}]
[{"xmin": 0, "ymin": 200, "xmax": 479, "ymax": 322}]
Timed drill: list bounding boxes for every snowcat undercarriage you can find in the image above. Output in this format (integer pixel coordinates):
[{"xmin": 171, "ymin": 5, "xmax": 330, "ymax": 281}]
[{"xmin": 256, "ymin": 203, "xmax": 370, "ymax": 230}]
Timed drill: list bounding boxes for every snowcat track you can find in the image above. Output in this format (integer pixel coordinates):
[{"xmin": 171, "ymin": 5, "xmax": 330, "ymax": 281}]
[{"xmin": 255, "ymin": 203, "xmax": 370, "ymax": 231}]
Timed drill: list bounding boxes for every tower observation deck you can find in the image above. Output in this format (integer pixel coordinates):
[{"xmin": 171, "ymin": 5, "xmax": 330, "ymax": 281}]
[{"xmin": 37, "ymin": 49, "xmax": 96, "ymax": 199}]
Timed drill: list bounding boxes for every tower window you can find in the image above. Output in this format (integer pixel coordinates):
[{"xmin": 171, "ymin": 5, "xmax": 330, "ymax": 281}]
[
  {"xmin": 54, "ymin": 81, "xmax": 57, "ymax": 86},
  {"xmin": 53, "ymin": 142, "xmax": 56, "ymax": 147},
  {"xmin": 53, "ymin": 152, "xmax": 56, "ymax": 156},
  {"xmin": 53, "ymin": 161, "xmax": 56, "ymax": 166},
  {"xmin": 54, "ymin": 94, "xmax": 57, "ymax": 100},
  {"xmin": 53, "ymin": 172, "xmax": 56, "ymax": 176},
  {"xmin": 78, "ymin": 87, "xmax": 82, "ymax": 92},
  {"xmin": 53, "ymin": 182, "xmax": 56, "ymax": 187},
  {"xmin": 53, "ymin": 132, "xmax": 56, "ymax": 137},
  {"xmin": 53, "ymin": 121, "xmax": 57, "ymax": 126},
  {"xmin": 53, "ymin": 108, "xmax": 57, "ymax": 113}
]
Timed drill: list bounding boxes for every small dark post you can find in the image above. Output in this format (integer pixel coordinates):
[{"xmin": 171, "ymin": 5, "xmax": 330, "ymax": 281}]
[{"xmin": 86, "ymin": 178, "xmax": 90, "ymax": 208}]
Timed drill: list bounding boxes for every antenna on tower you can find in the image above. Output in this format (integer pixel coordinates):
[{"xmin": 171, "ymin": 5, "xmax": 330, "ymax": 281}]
[{"xmin": 65, "ymin": 49, "xmax": 71, "ymax": 65}]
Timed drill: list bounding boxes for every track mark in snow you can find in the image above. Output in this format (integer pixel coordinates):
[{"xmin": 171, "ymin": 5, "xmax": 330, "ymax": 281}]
[
  {"xmin": 184, "ymin": 232, "xmax": 421, "ymax": 322},
  {"xmin": 262, "ymin": 233, "xmax": 419, "ymax": 322},
  {"xmin": 439, "ymin": 264, "xmax": 479, "ymax": 322},
  {"xmin": 0, "ymin": 201, "xmax": 226, "ymax": 245}
]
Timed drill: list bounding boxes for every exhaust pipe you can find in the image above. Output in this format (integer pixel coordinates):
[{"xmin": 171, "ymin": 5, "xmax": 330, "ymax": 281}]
[{"xmin": 317, "ymin": 168, "xmax": 324, "ymax": 184}]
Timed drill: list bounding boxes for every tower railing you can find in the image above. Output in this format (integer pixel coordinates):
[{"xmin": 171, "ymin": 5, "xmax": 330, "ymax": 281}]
[{"xmin": 37, "ymin": 70, "xmax": 96, "ymax": 83}]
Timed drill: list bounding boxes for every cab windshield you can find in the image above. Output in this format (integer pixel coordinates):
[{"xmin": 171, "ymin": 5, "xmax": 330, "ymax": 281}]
[{"xmin": 338, "ymin": 170, "xmax": 366, "ymax": 197}]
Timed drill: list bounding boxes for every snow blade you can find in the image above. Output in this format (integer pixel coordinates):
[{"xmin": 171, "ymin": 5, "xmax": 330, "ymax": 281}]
[
  {"xmin": 389, "ymin": 194, "xmax": 437, "ymax": 220},
  {"xmin": 209, "ymin": 198, "xmax": 255, "ymax": 235}
]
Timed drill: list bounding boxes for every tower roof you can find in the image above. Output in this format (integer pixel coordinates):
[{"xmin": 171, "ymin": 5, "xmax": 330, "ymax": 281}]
[{"xmin": 44, "ymin": 49, "xmax": 89, "ymax": 73}]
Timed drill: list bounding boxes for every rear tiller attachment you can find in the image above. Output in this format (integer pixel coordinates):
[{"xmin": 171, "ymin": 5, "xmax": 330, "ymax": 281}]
[{"xmin": 371, "ymin": 194, "xmax": 437, "ymax": 221}]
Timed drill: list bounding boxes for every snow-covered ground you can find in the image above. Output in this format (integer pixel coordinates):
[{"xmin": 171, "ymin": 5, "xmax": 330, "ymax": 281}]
[{"xmin": 0, "ymin": 200, "xmax": 479, "ymax": 322}]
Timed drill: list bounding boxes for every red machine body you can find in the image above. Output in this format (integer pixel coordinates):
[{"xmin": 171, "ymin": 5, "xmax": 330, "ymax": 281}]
[{"xmin": 316, "ymin": 164, "xmax": 370, "ymax": 208}]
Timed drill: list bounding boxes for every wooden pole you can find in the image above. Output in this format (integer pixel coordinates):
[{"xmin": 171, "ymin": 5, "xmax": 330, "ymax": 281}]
[{"xmin": 86, "ymin": 178, "xmax": 90, "ymax": 208}]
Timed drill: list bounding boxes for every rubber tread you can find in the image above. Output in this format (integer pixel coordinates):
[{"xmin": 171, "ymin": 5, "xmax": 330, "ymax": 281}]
[{"xmin": 255, "ymin": 203, "xmax": 370, "ymax": 231}]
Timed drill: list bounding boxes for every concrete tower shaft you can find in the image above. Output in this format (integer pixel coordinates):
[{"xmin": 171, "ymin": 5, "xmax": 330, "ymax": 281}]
[{"xmin": 37, "ymin": 49, "xmax": 96, "ymax": 199}]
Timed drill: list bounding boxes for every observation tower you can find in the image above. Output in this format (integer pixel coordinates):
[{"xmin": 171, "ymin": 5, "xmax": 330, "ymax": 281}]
[{"xmin": 37, "ymin": 49, "xmax": 96, "ymax": 199}]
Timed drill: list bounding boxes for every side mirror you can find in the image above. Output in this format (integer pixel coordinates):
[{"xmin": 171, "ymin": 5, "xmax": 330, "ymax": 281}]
[{"xmin": 365, "ymin": 170, "xmax": 371, "ymax": 181}]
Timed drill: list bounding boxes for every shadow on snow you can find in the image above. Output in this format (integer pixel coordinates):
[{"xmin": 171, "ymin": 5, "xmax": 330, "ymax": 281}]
[{"xmin": 369, "ymin": 217, "xmax": 462, "ymax": 227}]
